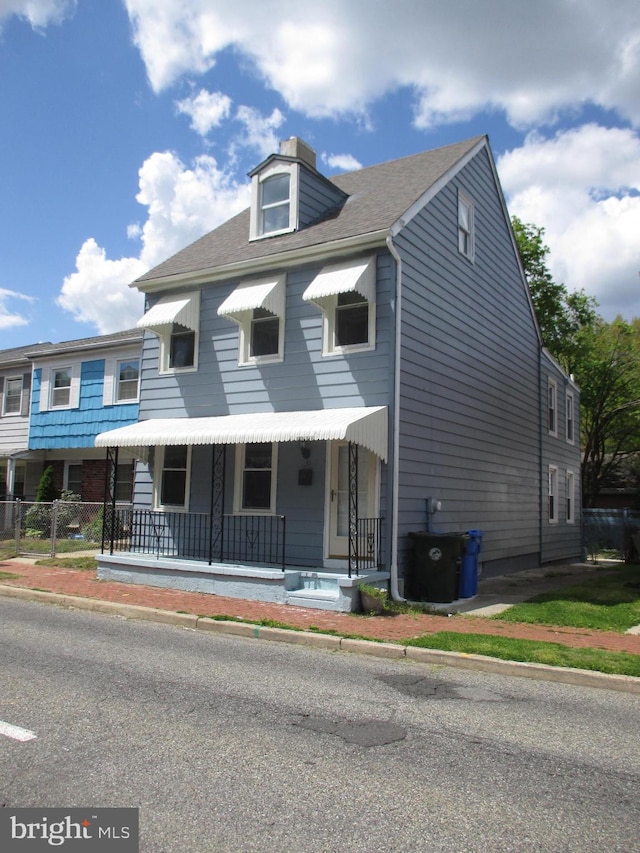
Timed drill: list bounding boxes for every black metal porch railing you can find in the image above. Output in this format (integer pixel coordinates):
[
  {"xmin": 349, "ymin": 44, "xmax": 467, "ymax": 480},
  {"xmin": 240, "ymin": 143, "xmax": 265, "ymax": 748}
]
[
  {"xmin": 103, "ymin": 508, "xmax": 383, "ymax": 574},
  {"xmin": 355, "ymin": 516, "xmax": 383, "ymax": 574},
  {"xmin": 104, "ymin": 508, "xmax": 287, "ymax": 570}
]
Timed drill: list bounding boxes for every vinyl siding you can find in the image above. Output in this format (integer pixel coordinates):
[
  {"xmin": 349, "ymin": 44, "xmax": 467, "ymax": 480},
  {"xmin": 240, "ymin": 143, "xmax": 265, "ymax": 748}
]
[
  {"xmin": 30, "ymin": 360, "xmax": 139, "ymax": 449},
  {"xmin": 298, "ymin": 166, "xmax": 346, "ymax": 228},
  {"xmin": 395, "ymin": 147, "xmax": 543, "ymax": 577},
  {"xmin": 0, "ymin": 371, "xmax": 31, "ymax": 452}
]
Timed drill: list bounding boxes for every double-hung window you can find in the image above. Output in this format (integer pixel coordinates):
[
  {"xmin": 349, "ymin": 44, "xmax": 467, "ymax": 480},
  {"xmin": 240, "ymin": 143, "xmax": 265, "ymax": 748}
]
[
  {"xmin": 234, "ymin": 443, "xmax": 277, "ymax": 513},
  {"xmin": 566, "ymin": 470, "xmax": 575, "ymax": 524},
  {"xmin": 137, "ymin": 291, "xmax": 200, "ymax": 375},
  {"xmin": 250, "ymin": 163, "xmax": 298, "ymax": 240},
  {"xmin": 566, "ymin": 391, "xmax": 574, "ymax": 443},
  {"xmin": 303, "ymin": 256, "xmax": 376, "ymax": 356},
  {"xmin": 458, "ymin": 192, "xmax": 474, "ymax": 260},
  {"xmin": 117, "ymin": 359, "xmax": 140, "ymax": 402},
  {"xmin": 548, "ymin": 466, "xmax": 558, "ymax": 523},
  {"xmin": 52, "ymin": 368, "xmax": 72, "ymax": 408},
  {"xmin": 548, "ymin": 379, "xmax": 557, "ymax": 436},
  {"xmin": 155, "ymin": 445, "xmax": 190, "ymax": 510},
  {"xmin": 260, "ymin": 174, "xmax": 290, "ymax": 235},
  {"xmin": 3, "ymin": 378, "xmax": 22, "ymax": 414},
  {"xmin": 218, "ymin": 276, "xmax": 285, "ymax": 365}
]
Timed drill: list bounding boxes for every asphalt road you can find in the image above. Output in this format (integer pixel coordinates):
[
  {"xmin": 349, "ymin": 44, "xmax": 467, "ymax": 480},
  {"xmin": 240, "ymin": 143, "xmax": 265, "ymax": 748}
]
[{"xmin": 1, "ymin": 598, "xmax": 639, "ymax": 852}]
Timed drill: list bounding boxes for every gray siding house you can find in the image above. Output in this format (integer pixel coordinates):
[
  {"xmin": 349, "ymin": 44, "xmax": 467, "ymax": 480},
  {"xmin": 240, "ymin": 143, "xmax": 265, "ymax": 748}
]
[{"xmin": 95, "ymin": 135, "xmax": 582, "ymax": 610}]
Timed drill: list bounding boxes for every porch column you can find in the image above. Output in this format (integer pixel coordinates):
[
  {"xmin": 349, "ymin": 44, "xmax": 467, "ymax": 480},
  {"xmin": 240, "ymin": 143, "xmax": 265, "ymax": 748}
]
[
  {"xmin": 348, "ymin": 441, "xmax": 358, "ymax": 578},
  {"xmin": 102, "ymin": 446, "xmax": 119, "ymax": 554},
  {"xmin": 208, "ymin": 445, "xmax": 226, "ymax": 564},
  {"xmin": 6, "ymin": 458, "xmax": 16, "ymax": 497}
]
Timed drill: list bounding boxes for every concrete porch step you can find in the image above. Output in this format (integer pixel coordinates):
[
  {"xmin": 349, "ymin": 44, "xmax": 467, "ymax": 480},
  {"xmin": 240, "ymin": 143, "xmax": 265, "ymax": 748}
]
[{"xmin": 285, "ymin": 586, "xmax": 341, "ymax": 610}]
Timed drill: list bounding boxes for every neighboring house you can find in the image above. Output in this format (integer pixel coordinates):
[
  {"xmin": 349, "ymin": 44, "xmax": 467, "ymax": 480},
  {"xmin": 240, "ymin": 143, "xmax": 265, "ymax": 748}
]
[
  {"xmin": 25, "ymin": 329, "xmax": 143, "ymax": 502},
  {"xmin": 0, "ymin": 343, "xmax": 44, "ymax": 500},
  {"xmin": 95, "ymin": 135, "xmax": 582, "ymax": 610}
]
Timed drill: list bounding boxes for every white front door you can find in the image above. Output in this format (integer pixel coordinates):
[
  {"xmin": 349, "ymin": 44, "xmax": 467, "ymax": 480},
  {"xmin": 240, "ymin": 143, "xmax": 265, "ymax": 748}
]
[{"xmin": 328, "ymin": 442, "xmax": 378, "ymax": 559}]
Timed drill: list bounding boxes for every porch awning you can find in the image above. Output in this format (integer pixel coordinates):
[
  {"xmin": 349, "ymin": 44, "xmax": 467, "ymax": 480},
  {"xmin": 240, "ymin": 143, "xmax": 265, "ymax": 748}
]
[
  {"xmin": 218, "ymin": 276, "xmax": 284, "ymax": 320},
  {"xmin": 302, "ymin": 256, "xmax": 375, "ymax": 305},
  {"xmin": 137, "ymin": 292, "xmax": 199, "ymax": 334},
  {"xmin": 95, "ymin": 406, "xmax": 388, "ymax": 461}
]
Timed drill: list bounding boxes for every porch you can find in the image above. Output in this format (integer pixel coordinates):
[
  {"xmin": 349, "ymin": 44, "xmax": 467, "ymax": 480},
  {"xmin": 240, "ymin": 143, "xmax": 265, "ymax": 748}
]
[{"xmin": 97, "ymin": 507, "xmax": 388, "ymax": 612}]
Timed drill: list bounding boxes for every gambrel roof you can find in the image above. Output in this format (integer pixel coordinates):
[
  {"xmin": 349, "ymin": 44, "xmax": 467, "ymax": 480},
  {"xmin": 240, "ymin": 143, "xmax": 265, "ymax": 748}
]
[{"xmin": 135, "ymin": 135, "xmax": 485, "ymax": 289}]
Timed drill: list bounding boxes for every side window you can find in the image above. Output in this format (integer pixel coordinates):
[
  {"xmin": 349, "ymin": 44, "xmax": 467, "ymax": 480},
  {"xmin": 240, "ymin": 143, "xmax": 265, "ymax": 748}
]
[
  {"xmin": 52, "ymin": 368, "xmax": 72, "ymax": 408},
  {"xmin": 117, "ymin": 359, "xmax": 140, "ymax": 402},
  {"xmin": 168, "ymin": 326, "xmax": 195, "ymax": 369},
  {"xmin": 458, "ymin": 192, "xmax": 474, "ymax": 260},
  {"xmin": 3, "ymin": 378, "xmax": 22, "ymax": 414},
  {"xmin": 566, "ymin": 470, "xmax": 575, "ymax": 524},
  {"xmin": 250, "ymin": 309, "xmax": 280, "ymax": 358},
  {"xmin": 566, "ymin": 391, "xmax": 574, "ymax": 443},
  {"xmin": 137, "ymin": 291, "xmax": 200, "ymax": 375},
  {"xmin": 217, "ymin": 276, "xmax": 285, "ymax": 366},
  {"xmin": 548, "ymin": 465, "xmax": 558, "ymax": 523},
  {"xmin": 155, "ymin": 445, "xmax": 190, "ymax": 510},
  {"xmin": 234, "ymin": 443, "xmax": 277, "ymax": 513},
  {"xmin": 548, "ymin": 379, "xmax": 557, "ymax": 436}
]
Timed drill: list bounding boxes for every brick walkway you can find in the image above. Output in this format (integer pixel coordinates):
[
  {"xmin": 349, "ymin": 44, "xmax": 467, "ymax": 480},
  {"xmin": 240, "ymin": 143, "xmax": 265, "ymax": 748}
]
[{"xmin": 2, "ymin": 559, "xmax": 640, "ymax": 656}]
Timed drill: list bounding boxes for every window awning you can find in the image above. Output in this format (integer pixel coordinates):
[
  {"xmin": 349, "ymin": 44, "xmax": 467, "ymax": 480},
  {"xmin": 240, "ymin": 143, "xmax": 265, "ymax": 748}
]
[
  {"xmin": 137, "ymin": 292, "xmax": 199, "ymax": 334},
  {"xmin": 96, "ymin": 406, "xmax": 388, "ymax": 462},
  {"xmin": 303, "ymin": 256, "xmax": 375, "ymax": 305},
  {"xmin": 217, "ymin": 276, "xmax": 284, "ymax": 320}
]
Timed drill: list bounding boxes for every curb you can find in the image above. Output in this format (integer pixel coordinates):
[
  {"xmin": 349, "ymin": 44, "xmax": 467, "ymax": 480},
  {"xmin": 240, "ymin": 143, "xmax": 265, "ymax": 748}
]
[{"xmin": 1, "ymin": 584, "xmax": 639, "ymax": 696}]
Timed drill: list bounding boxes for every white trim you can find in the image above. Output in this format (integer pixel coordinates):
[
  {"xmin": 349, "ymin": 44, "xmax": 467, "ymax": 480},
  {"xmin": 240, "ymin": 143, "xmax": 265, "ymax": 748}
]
[
  {"xmin": 103, "ymin": 351, "xmax": 141, "ymax": 405},
  {"xmin": 250, "ymin": 162, "xmax": 299, "ymax": 241},
  {"xmin": 457, "ymin": 190, "xmax": 475, "ymax": 261},
  {"xmin": 566, "ymin": 469, "xmax": 576, "ymax": 524},
  {"xmin": 548, "ymin": 465, "xmax": 559, "ymax": 524},
  {"xmin": 218, "ymin": 275, "xmax": 286, "ymax": 366},
  {"xmin": 566, "ymin": 390, "xmax": 575, "ymax": 444},
  {"xmin": 2, "ymin": 376, "xmax": 22, "ymax": 416},
  {"xmin": 548, "ymin": 378, "xmax": 558, "ymax": 437}
]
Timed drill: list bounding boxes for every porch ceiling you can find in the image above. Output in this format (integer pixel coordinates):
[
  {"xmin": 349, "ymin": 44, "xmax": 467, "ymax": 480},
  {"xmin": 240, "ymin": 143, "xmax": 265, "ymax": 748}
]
[{"xmin": 95, "ymin": 406, "xmax": 388, "ymax": 461}]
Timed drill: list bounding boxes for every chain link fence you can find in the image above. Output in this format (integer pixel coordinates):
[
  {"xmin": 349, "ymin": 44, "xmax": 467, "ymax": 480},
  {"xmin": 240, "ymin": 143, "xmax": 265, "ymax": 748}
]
[
  {"xmin": 0, "ymin": 500, "xmax": 130, "ymax": 558},
  {"xmin": 583, "ymin": 508, "xmax": 640, "ymax": 563}
]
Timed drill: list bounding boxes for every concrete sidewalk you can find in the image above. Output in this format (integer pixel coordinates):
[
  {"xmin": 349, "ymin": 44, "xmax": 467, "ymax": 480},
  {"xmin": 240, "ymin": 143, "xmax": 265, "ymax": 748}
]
[{"xmin": 1, "ymin": 556, "xmax": 639, "ymax": 694}]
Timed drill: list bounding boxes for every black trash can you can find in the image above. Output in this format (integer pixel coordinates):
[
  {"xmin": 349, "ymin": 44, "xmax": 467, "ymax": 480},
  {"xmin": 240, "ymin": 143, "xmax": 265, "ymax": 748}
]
[{"xmin": 406, "ymin": 532, "xmax": 467, "ymax": 603}]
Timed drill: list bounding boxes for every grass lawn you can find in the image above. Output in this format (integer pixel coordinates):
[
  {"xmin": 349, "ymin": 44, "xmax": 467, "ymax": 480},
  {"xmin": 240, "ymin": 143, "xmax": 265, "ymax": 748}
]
[
  {"xmin": 495, "ymin": 565, "xmax": 640, "ymax": 632},
  {"xmin": 405, "ymin": 631, "xmax": 640, "ymax": 678}
]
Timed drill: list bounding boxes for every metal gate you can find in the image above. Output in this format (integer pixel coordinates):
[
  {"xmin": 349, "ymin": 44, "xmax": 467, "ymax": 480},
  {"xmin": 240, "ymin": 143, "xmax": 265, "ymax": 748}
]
[{"xmin": 1, "ymin": 500, "xmax": 115, "ymax": 558}]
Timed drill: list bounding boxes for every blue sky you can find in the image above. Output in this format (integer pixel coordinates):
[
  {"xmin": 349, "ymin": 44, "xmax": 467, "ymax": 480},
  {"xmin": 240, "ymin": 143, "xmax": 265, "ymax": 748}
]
[{"xmin": 0, "ymin": 0, "xmax": 638, "ymax": 349}]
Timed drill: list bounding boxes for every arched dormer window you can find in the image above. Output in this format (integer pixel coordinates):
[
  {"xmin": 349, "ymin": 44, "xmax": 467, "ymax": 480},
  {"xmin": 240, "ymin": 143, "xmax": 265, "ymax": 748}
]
[{"xmin": 250, "ymin": 162, "xmax": 298, "ymax": 240}]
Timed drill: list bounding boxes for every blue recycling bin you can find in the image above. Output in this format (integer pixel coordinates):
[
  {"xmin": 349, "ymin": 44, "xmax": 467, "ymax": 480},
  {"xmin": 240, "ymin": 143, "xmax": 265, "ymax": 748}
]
[{"xmin": 459, "ymin": 529, "xmax": 483, "ymax": 598}]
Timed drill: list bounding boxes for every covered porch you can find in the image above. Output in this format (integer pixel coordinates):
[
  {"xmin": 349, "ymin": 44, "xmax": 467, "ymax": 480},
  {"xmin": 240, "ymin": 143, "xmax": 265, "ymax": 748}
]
[{"xmin": 95, "ymin": 407, "xmax": 390, "ymax": 612}]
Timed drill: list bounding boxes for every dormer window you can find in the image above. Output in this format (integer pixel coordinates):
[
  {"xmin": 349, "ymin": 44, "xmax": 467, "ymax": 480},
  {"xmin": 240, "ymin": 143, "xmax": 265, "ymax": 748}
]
[
  {"xmin": 261, "ymin": 174, "xmax": 290, "ymax": 235},
  {"xmin": 250, "ymin": 162, "xmax": 298, "ymax": 240}
]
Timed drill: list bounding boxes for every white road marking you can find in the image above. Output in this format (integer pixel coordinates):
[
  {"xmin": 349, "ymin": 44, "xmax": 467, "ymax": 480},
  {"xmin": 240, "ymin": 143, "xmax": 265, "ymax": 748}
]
[{"xmin": 0, "ymin": 719, "xmax": 37, "ymax": 742}]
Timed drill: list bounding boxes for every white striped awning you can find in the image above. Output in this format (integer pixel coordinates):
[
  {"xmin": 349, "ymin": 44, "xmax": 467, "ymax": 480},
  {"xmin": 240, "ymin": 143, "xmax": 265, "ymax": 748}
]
[
  {"xmin": 218, "ymin": 276, "xmax": 284, "ymax": 320},
  {"xmin": 137, "ymin": 292, "xmax": 200, "ymax": 334},
  {"xmin": 303, "ymin": 256, "xmax": 375, "ymax": 305},
  {"xmin": 95, "ymin": 406, "xmax": 388, "ymax": 461}
]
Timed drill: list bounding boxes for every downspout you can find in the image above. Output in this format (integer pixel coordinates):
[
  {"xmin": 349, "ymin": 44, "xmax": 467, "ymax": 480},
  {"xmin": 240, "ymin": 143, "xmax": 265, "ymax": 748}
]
[{"xmin": 386, "ymin": 234, "xmax": 405, "ymax": 602}]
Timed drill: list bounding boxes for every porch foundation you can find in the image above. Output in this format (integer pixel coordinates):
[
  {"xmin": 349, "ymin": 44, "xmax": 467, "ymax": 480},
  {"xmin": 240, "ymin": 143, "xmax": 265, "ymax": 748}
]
[{"xmin": 96, "ymin": 553, "xmax": 390, "ymax": 613}]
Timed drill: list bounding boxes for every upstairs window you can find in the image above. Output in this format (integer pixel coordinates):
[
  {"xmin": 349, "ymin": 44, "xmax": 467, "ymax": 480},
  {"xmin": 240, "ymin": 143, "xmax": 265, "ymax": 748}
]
[
  {"xmin": 4, "ymin": 378, "xmax": 22, "ymax": 415},
  {"xmin": 303, "ymin": 256, "xmax": 376, "ymax": 356},
  {"xmin": 117, "ymin": 359, "xmax": 140, "ymax": 402},
  {"xmin": 566, "ymin": 470, "xmax": 575, "ymax": 524},
  {"xmin": 52, "ymin": 368, "xmax": 72, "ymax": 408},
  {"xmin": 548, "ymin": 379, "xmax": 557, "ymax": 436},
  {"xmin": 137, "ymin": 291, "xmax": 200, "ymax": 375},
  {"xmin": 458, "ymin": 192, "xmax": 474, "ymax": 260},
  {"xmin": 218, "ymin": 276, "xmax": 285, "ymax": 366},
  {"xmin": 566, "ymin": 391, "xmax": 575, "ymax": 443},
  {"xmin": 261, "ymin": 174, "xmax": 290, "ymax": 235}
]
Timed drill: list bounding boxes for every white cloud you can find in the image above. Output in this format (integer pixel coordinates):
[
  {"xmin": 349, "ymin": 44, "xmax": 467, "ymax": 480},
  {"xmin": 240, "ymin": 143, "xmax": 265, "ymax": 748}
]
[
  {"xmin": 58, "ymin": 152, "xmax": 251, "ymax": 334},
  {"xmin": 322, "ymin": 152, "xmax": 362, "ymax": 172},
  {"xmin": 232, "ymin": 106, "xmax": 285, "ymax": 160},
  {"xmin": 0, "ymin": 0, "xmax": 75, "ymax": 29},
  {"xmin": 498, "ymin": 125, "xmax": 640, "ymax": 320},
  {"xmin": 124, "ymin": 0, "xmax": 640, "ymax": 128},
  {"xmin": 0, "ymin": 288, "xmax": 34, "ymax": 330},
  {"xmin": 57, "ymin": 239, "xmax": 146, "ymax": 334},
  {"xmin": 175, "ymin": 89, "xmax": 232, "ymax": 136}
]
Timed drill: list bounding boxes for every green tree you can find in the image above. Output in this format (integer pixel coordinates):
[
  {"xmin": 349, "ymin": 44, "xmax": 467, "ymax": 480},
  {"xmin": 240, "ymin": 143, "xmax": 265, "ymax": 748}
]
[
  {"xmin": 579, "ymin": 318, "xmax": 640, "ymax": 507},
  {"xmin": 511, "ymin": 216, "xmax": 598, "ymax": 372},
  {"xmin": 35, "ymin": 464, "xmax": 59, "ymax": 502}
]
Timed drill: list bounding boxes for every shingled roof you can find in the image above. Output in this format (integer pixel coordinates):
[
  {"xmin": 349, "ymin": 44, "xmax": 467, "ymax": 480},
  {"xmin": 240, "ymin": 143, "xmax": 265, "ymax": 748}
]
[{"xmin": 135, "ymin": 135, "xmax": 486, "ymax": 286}]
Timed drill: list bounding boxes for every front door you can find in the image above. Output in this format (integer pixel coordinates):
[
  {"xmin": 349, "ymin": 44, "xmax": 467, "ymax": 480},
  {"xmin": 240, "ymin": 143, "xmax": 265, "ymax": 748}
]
[{"xmin": 328, "ymin": 442, "xmax": 377, "ymax": 558}]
